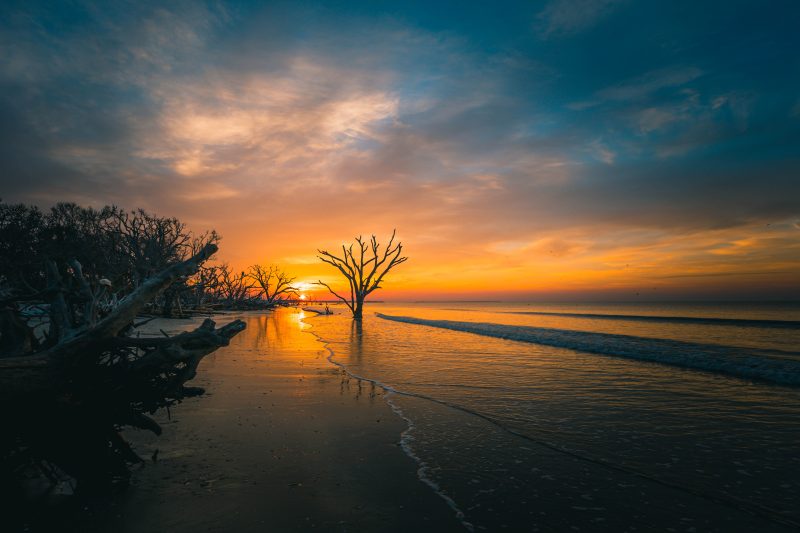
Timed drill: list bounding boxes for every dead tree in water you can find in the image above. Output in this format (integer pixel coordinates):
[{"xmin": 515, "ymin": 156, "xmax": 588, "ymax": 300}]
[
  {"xmin": 316, "ymin": 230, "xmax": 408, "ymax": 320},
  {"xmin": 0, "ymin": 242, "xmax": 246, "ymax": 491}
]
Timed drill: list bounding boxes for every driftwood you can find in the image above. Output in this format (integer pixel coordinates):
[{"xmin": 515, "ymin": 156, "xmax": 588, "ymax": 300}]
[{"xmin": 0, "ymin": 243, "xmax": 246, "ymax": 492}]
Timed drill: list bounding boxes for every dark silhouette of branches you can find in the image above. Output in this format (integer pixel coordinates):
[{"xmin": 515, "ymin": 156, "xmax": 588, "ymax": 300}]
[
  {"xmin": 215, "ymin": 264, "xmax": 254, "ymax": 306},
  {"xmin": 0, "ymin": 202, "xmax": 224, "ymax": 320},
  {"xmin": 247, "ymin": 264, "xmax": 298, "ymax": 304},
  {"xmin": 316, "ymin": 230, "xmax": 407, "ymax": 320},
  {"xmin": 0, "ymin": 225, "xmax": 246, "ymax": 492}
]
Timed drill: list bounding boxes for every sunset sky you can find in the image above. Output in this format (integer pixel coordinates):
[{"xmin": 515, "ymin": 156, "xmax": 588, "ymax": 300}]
[{"xmin": 1, "ymin": 0, "xmax": 799, "ymax": 300}]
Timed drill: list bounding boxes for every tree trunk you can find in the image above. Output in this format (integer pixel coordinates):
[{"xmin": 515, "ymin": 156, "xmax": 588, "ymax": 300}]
[
  {"xmin": 162, "ymin": 287, "xmax": 175, "ymax": 318},
  {"xmin": 353, "ymin": 298, "xmax": 364, "ymax": 320}
]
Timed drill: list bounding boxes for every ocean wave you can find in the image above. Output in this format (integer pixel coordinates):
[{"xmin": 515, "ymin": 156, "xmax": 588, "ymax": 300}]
[
  {"xmin": 376, "ymin": 314, "xmax": 800, "ymax": 386},
  {"xmin": 501, "ymin": 311, "xmax": 800, "ymax": 329},
  {"xmin": 306, "ymin": 314, "xmax": 800, "ymax": 529}
]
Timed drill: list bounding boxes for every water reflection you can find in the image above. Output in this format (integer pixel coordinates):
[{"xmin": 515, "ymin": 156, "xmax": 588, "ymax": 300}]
[
  {"xmin": 349, "ymin": 319, "xmax": 364, "ymax": 364},
  {"xmin": 306, "ymin": 304, "xmax": 800, "ymax": 531},
  {"xmin": 250, "ymin": 312, "xmax": 281, "ymax": 352}
]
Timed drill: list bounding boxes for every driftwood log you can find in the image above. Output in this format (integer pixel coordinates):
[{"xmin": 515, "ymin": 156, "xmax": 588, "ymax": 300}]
[{"xmin": 0, "ymin": 243, "xmax": 246, "ymax": 492}]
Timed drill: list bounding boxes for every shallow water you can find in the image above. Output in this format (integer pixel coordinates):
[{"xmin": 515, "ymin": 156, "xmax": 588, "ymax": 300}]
[
  {"xmin": 307, "ymin": 302, "xmax": 800, "ymax": 532},
  {"xmin": 106, "ymin": 310, "xmax": 461, "ymax": 533}
]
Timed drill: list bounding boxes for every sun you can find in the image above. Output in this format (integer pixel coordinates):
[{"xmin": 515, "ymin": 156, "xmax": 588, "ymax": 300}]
[{"xmin": 299, "ymin": 294, "xmax": 307, "ymax": 301}]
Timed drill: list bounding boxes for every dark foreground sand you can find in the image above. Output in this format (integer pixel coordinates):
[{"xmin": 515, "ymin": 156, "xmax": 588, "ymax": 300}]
[{"xmin": 54, "ymin": 309, "xmax": 462, "ymax": 532}]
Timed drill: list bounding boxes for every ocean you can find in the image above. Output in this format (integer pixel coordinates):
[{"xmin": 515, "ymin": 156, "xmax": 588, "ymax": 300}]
[{"xmin": 304, "ymin": 301, "xmax": 800, "ymax": 532}]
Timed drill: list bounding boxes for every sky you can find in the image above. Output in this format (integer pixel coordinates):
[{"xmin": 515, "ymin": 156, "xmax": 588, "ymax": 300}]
[{"xmin": 1, "ymin": 0, "xmax": 799, "ymax": 300}]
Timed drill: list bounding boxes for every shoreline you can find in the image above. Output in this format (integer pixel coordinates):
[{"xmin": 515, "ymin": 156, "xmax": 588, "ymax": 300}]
[
  {"xmin": 75, "ymin": 309, "xmax": 462, "ymax": 532},
  {"xmin": 301, "ymin": 314, "xmax": 474, "ymax": 532},
  {"xmin": 301, "ymin": 303, "xmax": 800, "ymax": 531},
  {"xmin": 15, "ymin": 302, "xmax": 799, "ymax": 531}
]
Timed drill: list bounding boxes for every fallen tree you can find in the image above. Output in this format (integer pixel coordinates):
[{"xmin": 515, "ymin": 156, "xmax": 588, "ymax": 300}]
[{"xmin": 0, "ymin": 242, "xmax": 246, "ymax": 492}]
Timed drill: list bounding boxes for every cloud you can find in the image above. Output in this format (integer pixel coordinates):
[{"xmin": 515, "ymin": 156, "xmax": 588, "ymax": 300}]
[
  {"xmin": 536, "ymin": 0, "xmax": 626, "ymax": 38},
  {"xmin": 570, "ymin": 66, "xmax": 703, "ymax": 110},
  {"xmin": 0, "ymin": 1, "xmax": 798, "ymax": 297},
  {"xmin": 1, "ymin": 2, "xmax": 796, "ymax": 236},
  {"xmin": 599, "ymin": 67, "xmax": 702, "ymax": 100},
  {"xmin": 587, "ymin": 140, "xmax": 616, "ymax": 163}
]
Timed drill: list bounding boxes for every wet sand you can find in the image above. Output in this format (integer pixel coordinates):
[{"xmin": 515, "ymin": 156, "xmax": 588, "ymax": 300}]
[{"xmin": 92, "ymin": 309, "xmax": 462, "ymax": 532}]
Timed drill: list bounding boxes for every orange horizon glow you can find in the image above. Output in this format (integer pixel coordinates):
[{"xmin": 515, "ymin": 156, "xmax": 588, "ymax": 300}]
[{"xmin": 194, "ymin": 219, "xmax": 800, "ymax": 302}]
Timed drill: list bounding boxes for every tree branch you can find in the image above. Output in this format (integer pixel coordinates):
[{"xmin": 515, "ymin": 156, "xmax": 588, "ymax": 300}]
[{"xmin": 315, "ymin": 280, "xmax": 354, "ymax": 311}]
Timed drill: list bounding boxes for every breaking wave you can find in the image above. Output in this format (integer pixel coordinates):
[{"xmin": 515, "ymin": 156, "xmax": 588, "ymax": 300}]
[
  {"xmin": 376, "ymin": 314, "xmax": 800, "ymax": 387},
  {"xmin": 501, "ymin": 310, "xmax": 800, "ymax": 329}
]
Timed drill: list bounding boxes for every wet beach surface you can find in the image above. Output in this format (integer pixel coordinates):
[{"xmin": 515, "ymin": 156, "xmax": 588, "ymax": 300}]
[
  {"xmin": 310, "ymin": 303, "xmax": 800, "ymax": 532},
  {"xmin": 15, "ymin": 302, "xmax": 800, "ymax": 532},
  {"xmin": 78, "ymin": 309, "xmax": 461, "ymax": 532}
]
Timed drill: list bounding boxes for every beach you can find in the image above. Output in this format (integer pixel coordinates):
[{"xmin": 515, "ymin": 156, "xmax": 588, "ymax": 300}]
[
  {"xmin": 68, "ymin": 309, "xmax": 461, "ymax": 532},
  {"xmin": 25, "ymin": 301, "xmax": 800, "ymax": 532}
]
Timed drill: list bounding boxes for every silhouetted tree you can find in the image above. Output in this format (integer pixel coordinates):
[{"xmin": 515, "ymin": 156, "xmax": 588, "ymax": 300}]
[
  {"xmin": 316, "ymin": 230, "xmax": 407, "ymax": 320},
  {"xmin": 0, "ymin": 201, "xmax": 246, "ymax": 491},
  {"xmin": 215, "ymin": 264, "xmax": 253, "ymax": 307},
  {"xmin": 162, "ymin": 230, "xmax": 221, "ymax": 316},
  {"xmin": 247, "ymin": 264, "xmax": 298, "ymax": 304},
  {"xmin": 0, "ymin": 202, "xmax": 223, "ymax": 319},
  {"xmin": 111, "ymin": 208, "xmax": 191, "ymax": 288}
]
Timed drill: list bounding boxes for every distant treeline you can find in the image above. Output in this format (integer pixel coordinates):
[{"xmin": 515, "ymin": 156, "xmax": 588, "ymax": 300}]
[{"xmin": 0, "ymin": 202, "xmax": 297, "ymax": 321}]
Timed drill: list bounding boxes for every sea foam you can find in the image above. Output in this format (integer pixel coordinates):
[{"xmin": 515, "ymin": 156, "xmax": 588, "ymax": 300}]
[
  {"xmin": 502, "ymin": 311, "xmax": 800, "ymax": 329},
  {"xmin": 376, "ymin": 314, "xmax": 800, "ymax": 387}
]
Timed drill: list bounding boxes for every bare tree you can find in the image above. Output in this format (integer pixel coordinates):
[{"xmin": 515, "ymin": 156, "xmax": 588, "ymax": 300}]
[
  {"xmin": 111, "ymin": 208, "xmax": 192, "ymax": 288},
  {"xmin": 188, "ymin": 263, "xmax": 222, "ymax": 307},
  {"xmin": 0, "ymin": 239, "xmax": 246, "ymax": 489},
  {"xmin": 247, "ymin": 264, "xmax": 298, "ymax": 304},
  {"xmin": 316, "ymin": 230, "xmax": 408, "ymax": 320},
  {"xmin": 213, "ymin": 264, "xmax": 253, "ymax": 307},
  {"xmin": 0, "ymin": 201, "xmax": 223, "ymax": 322}
]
